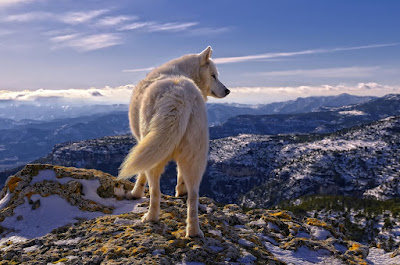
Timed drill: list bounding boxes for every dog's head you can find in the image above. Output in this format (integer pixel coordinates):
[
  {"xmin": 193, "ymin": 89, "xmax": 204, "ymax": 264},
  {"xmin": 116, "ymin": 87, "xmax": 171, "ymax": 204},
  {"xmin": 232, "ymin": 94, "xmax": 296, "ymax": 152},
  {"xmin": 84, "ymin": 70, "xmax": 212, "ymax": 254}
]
[{"xmin": 197, "ymin": 46, "xmax": 230, "ymax": 99}]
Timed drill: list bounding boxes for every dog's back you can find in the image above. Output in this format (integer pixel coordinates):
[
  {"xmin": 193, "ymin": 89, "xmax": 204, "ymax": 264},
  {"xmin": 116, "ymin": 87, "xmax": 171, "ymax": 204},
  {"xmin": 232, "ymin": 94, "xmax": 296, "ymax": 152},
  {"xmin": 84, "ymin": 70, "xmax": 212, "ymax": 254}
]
[{"xmin": 119, "ymin": 75, "xmax": 208, "ymax": 177}]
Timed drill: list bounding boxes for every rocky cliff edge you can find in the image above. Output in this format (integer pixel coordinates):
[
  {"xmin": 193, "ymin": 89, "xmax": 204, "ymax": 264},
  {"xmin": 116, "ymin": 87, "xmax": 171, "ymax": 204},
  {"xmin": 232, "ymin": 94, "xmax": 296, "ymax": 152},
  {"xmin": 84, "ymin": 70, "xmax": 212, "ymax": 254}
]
[{"xmin": 0, "ymin": 164, "xmax": 398, "ymax": 264}]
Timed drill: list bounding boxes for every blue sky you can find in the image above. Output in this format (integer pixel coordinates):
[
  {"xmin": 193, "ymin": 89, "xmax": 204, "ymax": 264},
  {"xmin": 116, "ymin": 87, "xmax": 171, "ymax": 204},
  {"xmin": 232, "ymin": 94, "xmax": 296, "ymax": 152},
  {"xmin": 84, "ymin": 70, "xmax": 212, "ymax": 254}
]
[{"xmin": 0, "ymin": 0, "xmax": 399, "ymax": 104}]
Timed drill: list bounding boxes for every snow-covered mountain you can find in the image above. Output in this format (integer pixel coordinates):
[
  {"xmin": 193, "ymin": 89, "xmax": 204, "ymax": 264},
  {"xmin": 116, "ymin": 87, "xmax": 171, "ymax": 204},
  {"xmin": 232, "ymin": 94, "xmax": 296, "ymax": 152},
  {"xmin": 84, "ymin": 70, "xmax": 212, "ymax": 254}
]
[
  {"xmin": 23, "ymin": 115, "xmax": 400, "ymax": 209},
  {"xmin": 240, "ymin": 116, "xmax": 400, "ymax": 208}
]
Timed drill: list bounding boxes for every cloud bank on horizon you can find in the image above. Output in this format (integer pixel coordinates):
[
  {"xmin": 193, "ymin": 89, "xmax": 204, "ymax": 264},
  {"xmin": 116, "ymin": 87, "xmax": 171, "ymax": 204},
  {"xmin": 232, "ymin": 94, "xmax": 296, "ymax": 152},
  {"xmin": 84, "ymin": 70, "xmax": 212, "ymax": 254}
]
[{"xmin": 1, "ymin": 83, "xmax": 399, "ymax": 105}]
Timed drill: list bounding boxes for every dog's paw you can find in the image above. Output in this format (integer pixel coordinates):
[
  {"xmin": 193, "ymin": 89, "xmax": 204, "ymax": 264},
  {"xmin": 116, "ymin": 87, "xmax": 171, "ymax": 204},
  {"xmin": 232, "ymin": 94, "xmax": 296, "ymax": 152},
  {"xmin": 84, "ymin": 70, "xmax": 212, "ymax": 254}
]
[
  {"xmin": 175, "ymin": 184, "xmax": 187, "ymax": 197},
  {"xmin": 175, "ymin": 190, "xmax": 187, "ymax": 197},
  {"xmin": 126, "ymin": 188, "xmax": 144, "ymax": 200},
  {"xmin": 185, "ymin": 226, "xmax": 204, "ymax": 238},
  {"xmin": 141, "ymin": 212, "xmax": 159, "ymax": 223}
]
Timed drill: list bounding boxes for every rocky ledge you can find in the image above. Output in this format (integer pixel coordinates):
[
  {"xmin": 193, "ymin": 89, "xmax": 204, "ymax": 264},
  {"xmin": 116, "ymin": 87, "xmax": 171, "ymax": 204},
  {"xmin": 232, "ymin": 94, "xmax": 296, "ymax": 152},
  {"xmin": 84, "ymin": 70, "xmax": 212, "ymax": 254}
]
[{"xmin": 0, "ymin": 164, "xmax": 398, "ymax": 264}]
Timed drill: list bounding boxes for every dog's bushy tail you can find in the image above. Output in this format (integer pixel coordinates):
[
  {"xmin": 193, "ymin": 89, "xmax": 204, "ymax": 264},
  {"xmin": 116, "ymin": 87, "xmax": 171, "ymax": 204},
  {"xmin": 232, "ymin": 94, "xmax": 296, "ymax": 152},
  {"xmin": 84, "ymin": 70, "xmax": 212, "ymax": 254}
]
[{"xmin": 117, "ymin": 99, "xmax": 191, "ymax": 180}]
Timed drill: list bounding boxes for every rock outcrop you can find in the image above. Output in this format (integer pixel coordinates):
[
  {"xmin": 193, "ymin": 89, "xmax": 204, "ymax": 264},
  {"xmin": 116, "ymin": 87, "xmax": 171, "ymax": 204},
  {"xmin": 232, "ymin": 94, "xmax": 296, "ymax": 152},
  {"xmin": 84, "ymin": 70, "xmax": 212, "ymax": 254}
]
[{"xmin": 0, "ymin": 164, "xmax": 398, "ymax": 264}]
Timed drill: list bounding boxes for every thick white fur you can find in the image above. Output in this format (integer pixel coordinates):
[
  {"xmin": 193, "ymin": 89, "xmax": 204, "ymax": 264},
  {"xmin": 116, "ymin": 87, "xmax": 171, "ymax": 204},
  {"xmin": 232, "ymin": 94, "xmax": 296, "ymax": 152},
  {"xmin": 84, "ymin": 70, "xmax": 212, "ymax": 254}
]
[{"xmin": 118, "ymin": 46, "xmax": 229, "ymax": 237}]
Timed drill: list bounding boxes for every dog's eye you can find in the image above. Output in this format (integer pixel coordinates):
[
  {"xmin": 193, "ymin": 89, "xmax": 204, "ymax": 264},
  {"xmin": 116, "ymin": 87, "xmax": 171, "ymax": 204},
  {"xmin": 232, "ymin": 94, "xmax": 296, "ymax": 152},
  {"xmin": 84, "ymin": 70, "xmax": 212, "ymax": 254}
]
[{"xmin": 211, "ymin": 74, "xmax": 216, "ymax": 79}]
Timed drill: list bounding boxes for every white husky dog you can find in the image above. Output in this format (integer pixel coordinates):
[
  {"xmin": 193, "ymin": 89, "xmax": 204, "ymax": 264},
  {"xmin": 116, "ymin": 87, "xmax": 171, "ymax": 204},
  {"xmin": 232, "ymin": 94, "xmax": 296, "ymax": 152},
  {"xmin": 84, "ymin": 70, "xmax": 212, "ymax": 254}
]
[{"xmin": 118, "ymin": 47, "xmax": 229, "ymax": 237}]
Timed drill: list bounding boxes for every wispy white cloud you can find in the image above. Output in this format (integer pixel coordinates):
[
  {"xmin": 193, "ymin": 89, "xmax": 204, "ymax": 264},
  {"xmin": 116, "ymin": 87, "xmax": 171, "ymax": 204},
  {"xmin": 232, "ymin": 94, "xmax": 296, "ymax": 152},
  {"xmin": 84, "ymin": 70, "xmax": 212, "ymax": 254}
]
[
  {"xmin": 118, "ymin": 21, "xmax": 198, "ymax": 32},
  {"xmin": 118, "ymin": 22, "xmax": 154, "ymax": 31},
  {"xmin": 1, "ymin": 9, "xmax": 109, "ymax": 24},
  {"xmin": 147, "ymin": 22, "xmax": 198, "ymax": 32},
  {"xmin": 96, "ymin": 15, "xmax": 137, "ymax": 27},
  {"xmin": 50, "ymin": 33, "xmax": 123, "ymax": 51},
  {"xmin": 122, "ymin": 67, "xmax": 155, "ymax": 73},
  {"xmin": 1, "ymin": 11, "xmax": 53, "ymax": 22},
  {"xmin": 187, "ymin": 27, "xmax": 231, "ymax": 36},
  {"xmin": 213, "ymin": 43, "xmax": 399, "ymax": 64},
  {"xmin": 0, "ymin": 0, "xmax": 35, "ymax": 8},
  {"xmin": 50, "ymin": 33, "xmax": 81, "ymax": 43},
  {"xmin": 252, "ymin": 66, "xmax": 380, "ymax": 78},
  {"xmin": 60, "ymin": 9, "xmax": 109, "ymax": 24}
]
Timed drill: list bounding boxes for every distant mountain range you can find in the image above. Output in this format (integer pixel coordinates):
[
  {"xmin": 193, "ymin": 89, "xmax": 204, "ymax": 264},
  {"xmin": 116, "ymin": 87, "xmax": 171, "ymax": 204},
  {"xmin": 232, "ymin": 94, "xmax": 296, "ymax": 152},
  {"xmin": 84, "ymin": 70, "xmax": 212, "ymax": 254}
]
[
  {"xmin": 0, "ymin": 93, "xmax": 385, "ymax": 171},
  {"xmin": 210, "ymin": 94, "xmax": 400, "ymax": 138},
  {"xmin": 0, "ymin": 100, "xmax": 128, "ymax": 121},
  {"xmin": 207, "ymin": 93, "xmax": 375, "ymax": 125},
  {"xmin": 0, "ymin": 112, "xmax": 130, "ymax": 171}
]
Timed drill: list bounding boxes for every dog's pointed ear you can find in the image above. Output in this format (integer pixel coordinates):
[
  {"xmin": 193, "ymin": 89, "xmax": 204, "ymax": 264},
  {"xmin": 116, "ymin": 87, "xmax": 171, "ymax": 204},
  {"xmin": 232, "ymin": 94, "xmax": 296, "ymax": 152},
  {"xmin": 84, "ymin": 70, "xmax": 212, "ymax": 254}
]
[{"xmin": 199, "ymin": 46, "xmax": 212, "ymax": 65}]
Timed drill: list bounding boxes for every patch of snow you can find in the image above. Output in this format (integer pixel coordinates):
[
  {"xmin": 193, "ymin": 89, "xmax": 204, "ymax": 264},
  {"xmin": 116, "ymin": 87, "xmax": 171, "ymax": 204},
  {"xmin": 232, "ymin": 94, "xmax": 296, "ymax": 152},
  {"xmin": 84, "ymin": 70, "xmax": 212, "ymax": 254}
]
[
  {"xmin": 238, "ymin": 238, "xmax": 255, "ymax": 247},
  {"xmin": 257, "ymin": 233, "xmax": 279, "ymax": 246},
  {"xmin": 54, "ymin": 237, "xmax": 82, "ymax": 246},
  {"xmin": 234, "ymin": 225, "xmax": 247, "ymax": 230},
  {"xmin": 62, "ymin": 178, "xmax": 145, "ymax": 215},
  {"xmin": 208, "ymin": 229, "xmax": 222, "ymax": 237},
  {"xmin": 267, "ymin": 222, "xmax": 280, "ymax": 231},
  {"xmin": 0, "ymin": 191, "xmax": 11, "ymax": 210},
  {"xmin": 249, "ymin": 218, "xmax": 266, "ymax": 226},
  {"xmin": 296, "ymin": 230, "xmax": 311, "ymax": 238},
  {"xmin": 367, "ymin": 247, "xmax": 400, "ymax": 265},
  {"xmin": 237, "ymin": 250, "xmax": 257, "ymax": 263},
  {"xmin": 310, "ymin": 226, "xmax": 332, "ymax": 240},
  {"xmin": 0, "ymin": 192, "xmax": 146, "ymax": 245},
  {"xmin": 0, "ymin": 236, "xmax": 31, "ymax": 249},
  {"xmin": 338, "ymin": 110, "xmax": 366, "ymax": 116},
  {"xmin": 30, "ymin": 169, "xmax": 58, "ymax": 184},
  {"xmin": 264, "ymin": 242, "xmax": 345, "ymax": 265},
  {"xmin": 1, "ymin": 194, "xmax": 102, "ymax": 239},
  {"xmin": 114, "ymin": 185, "xmax": 126, "ymax": 198},
  {"xmin": 23, "ymin": 245, "xmax": 40, "ymax": 253}
]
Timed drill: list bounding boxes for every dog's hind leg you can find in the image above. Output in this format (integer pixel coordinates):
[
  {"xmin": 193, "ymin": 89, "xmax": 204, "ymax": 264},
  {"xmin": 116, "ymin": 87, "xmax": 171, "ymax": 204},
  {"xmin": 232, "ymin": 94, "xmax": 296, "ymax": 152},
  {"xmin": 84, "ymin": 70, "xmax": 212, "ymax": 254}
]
[
  {"xmin": 141, "ymin": 161, "xmax": 167, "ymax": 222},
  {"xmin": 175, "ymin": 168, "xmax": 187, "ymax": 197},
  {"xmin": 129, "ymin": 173, "xmax": 147, "ymax": 199}
]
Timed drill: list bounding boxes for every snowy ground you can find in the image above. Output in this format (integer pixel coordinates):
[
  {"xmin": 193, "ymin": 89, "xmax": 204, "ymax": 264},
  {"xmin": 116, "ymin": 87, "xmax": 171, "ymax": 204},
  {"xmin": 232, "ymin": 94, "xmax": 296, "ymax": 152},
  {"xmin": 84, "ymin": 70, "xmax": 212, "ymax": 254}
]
[
  {"xmin": 367, "ymin": 248, "xmax": 400, "ymax": 265},
  {"xmin": 0, "ymin": 169, "xmax": 146, "ymax": 246},
  {"xmin": 264, "ymin": 242, "xmax": 345, "ymax": 265}
]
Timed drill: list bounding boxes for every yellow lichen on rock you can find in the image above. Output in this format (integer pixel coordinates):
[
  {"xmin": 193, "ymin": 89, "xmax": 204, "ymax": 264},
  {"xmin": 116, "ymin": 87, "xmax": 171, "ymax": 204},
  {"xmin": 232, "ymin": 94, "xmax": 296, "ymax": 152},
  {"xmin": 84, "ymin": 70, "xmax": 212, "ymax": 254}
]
[
  {"xmin": 270, "ymin": 210, "xmax": 293, "ymax": 220},
  {"xmin": 7, "ymin": 176, "xmax": 21, "ymax": 193}
]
